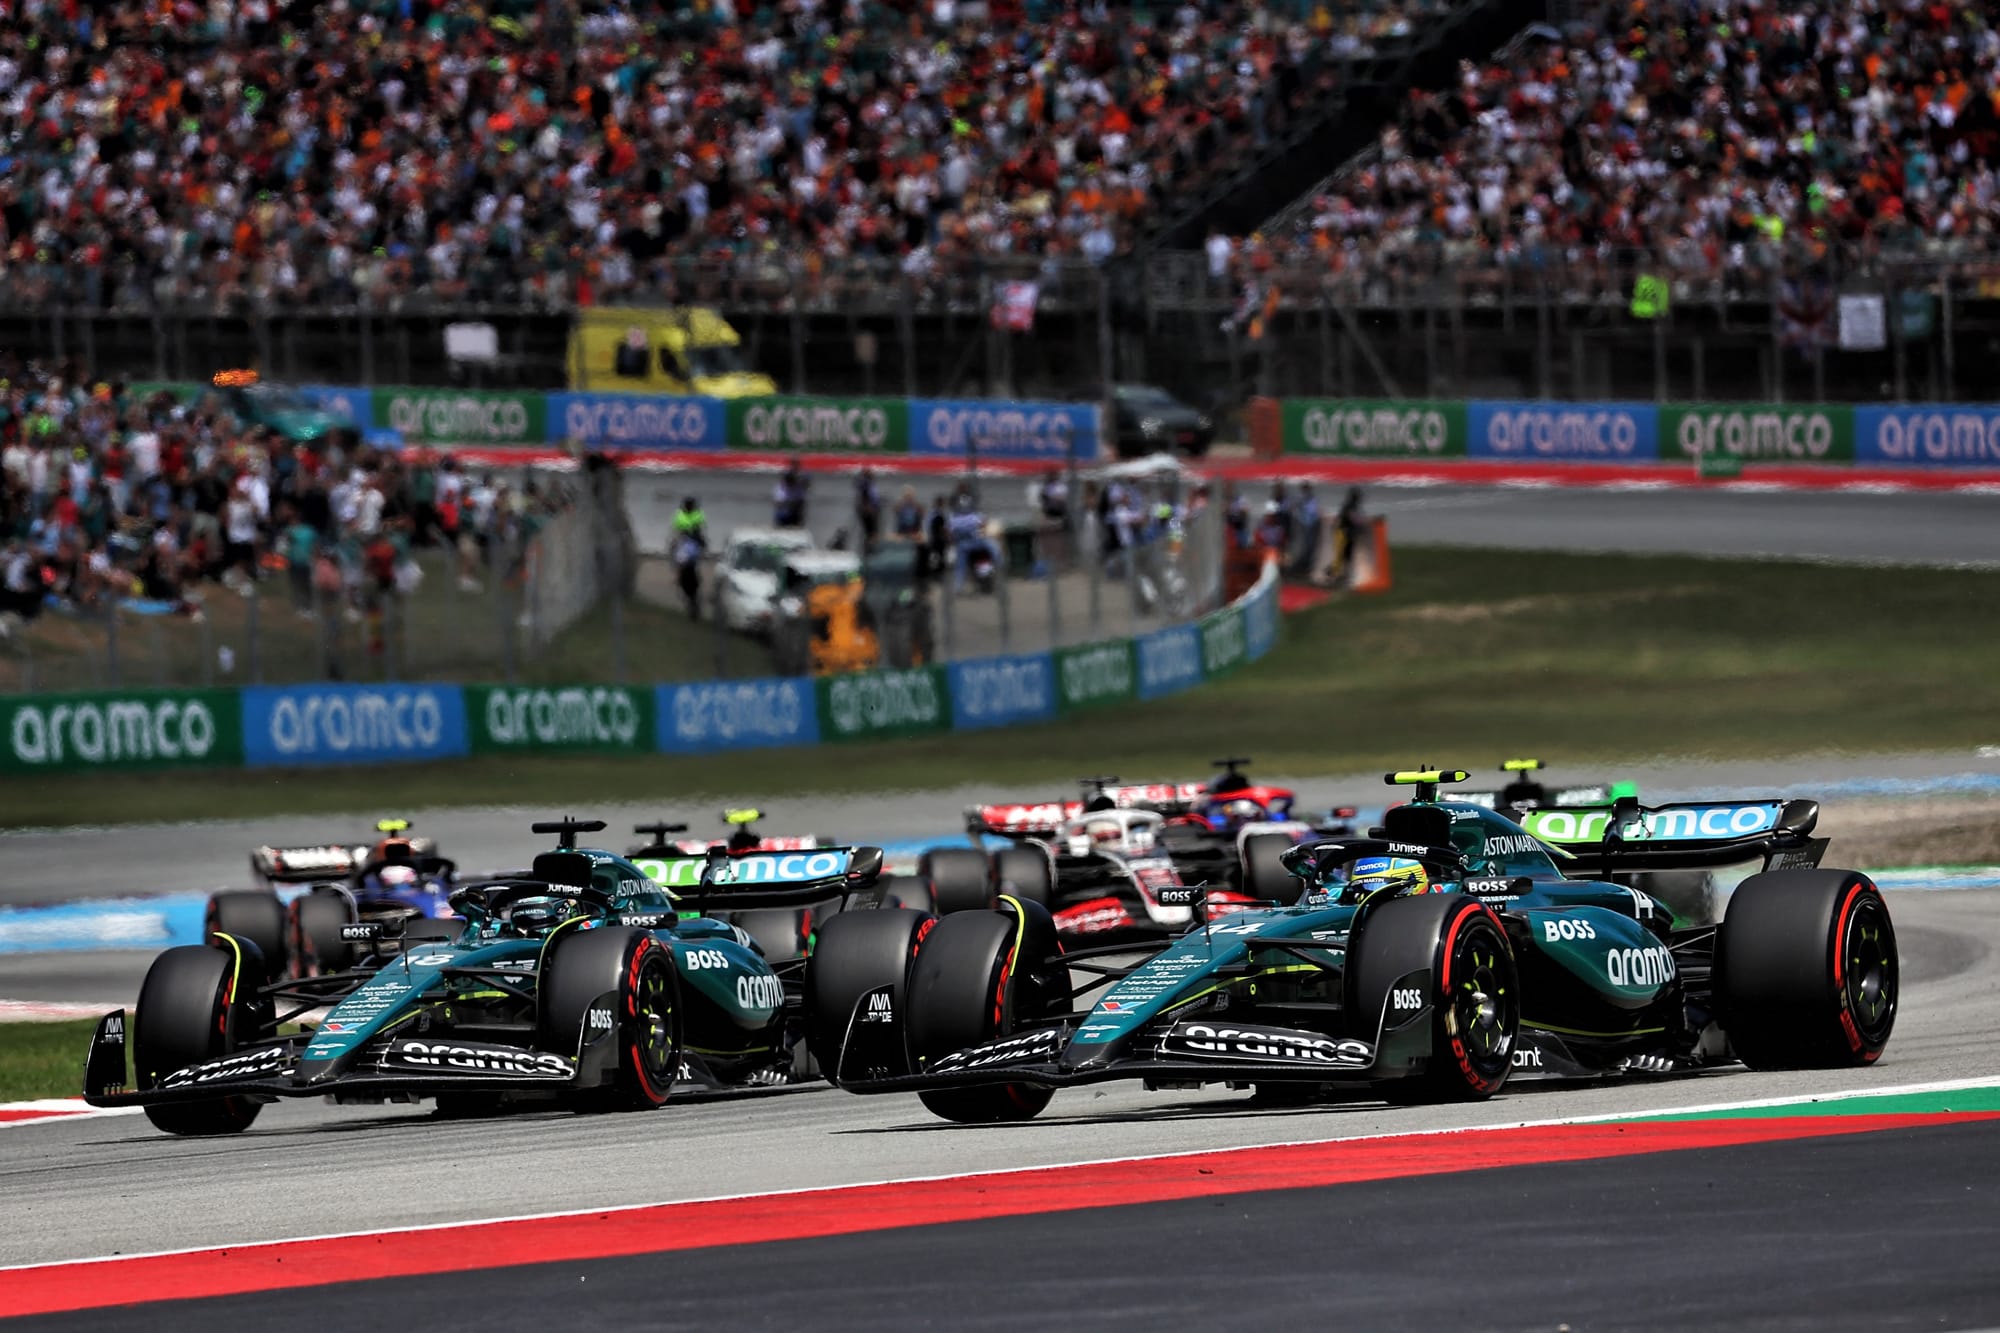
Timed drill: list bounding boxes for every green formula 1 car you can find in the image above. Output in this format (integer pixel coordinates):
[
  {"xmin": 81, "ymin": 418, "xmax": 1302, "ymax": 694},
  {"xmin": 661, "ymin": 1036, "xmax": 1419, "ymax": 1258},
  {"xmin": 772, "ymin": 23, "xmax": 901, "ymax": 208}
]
[
  {"xmin": 83, "ymin": 818, "xmax": 887, "ymax": 1136},
  {"xmin": 804, "ymin": 769, "xmax": 1897, "ymax": 1122}
]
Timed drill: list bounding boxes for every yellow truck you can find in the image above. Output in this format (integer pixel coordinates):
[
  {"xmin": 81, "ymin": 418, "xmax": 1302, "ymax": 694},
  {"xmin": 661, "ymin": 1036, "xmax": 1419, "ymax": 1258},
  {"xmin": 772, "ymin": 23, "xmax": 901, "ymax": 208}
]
[{"xmin": 566, "ymin": 306, "xmax": 776, "ymax": 397}]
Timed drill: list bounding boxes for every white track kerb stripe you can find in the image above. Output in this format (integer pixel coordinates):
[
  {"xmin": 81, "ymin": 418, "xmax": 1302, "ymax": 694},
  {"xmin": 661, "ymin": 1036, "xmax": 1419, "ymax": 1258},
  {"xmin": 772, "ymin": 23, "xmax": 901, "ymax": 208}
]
[{"xmin": 4, "ymin": 1074, "xmax": 1996, "ymax": 1274}]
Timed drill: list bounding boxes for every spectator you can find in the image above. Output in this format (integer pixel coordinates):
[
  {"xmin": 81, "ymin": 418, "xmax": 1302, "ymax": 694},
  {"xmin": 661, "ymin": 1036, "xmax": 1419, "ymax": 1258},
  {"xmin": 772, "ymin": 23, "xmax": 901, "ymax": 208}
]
[
  {"xmin": 774, "ymin": 461, "xmax": 809, "ymax": 529},
  {"xmin": 892, "ymin": 486, "xmax": 925, "ymax": 540},
  {"xmin": 854, "ymin": 469, "xmax": 882, "ymax": 551}
]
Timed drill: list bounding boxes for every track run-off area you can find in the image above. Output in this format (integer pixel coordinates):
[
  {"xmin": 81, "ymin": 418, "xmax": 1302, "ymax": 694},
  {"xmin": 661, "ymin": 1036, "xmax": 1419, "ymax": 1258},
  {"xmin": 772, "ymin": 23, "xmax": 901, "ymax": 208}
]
[{"xmin": 4, "ymin": 478, "xmax": 2000, "ymax": 1327}]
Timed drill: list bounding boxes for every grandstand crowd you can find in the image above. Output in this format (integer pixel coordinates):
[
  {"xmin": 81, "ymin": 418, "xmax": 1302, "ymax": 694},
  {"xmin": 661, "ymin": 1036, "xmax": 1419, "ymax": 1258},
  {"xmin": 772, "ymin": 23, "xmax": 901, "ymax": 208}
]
[
  {"xmin": 0, "ymin": 359, "xmax": 557, "ymax": 622},
  {"xmin": 1247, "ymin": 0, "xmax": 2000, "ymax": 290},
  {"xmin": 0, "ymin": 0, "xmax": 1451, "ymax": 308}
]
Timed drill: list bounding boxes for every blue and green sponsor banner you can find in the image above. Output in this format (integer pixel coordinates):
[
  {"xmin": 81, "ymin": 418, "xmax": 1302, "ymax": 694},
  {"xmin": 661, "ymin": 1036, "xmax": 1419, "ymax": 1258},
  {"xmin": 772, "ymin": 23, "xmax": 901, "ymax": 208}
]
[
  {"xmin": 240, "ymin": 684, "xmax": 469, "ymax": 768},
  {"xmin": 1135, "ymin": 624, "xmax": 1203, "ymax": 701},
  {"xmin": 1853, "ymin": 406, "xmax": 2000, "ymax": 468},
  {"xmin": 949, "ymin": 652, "xmax": 1056, "ymax": 731},
  {"xmin": 295, "ymin": 385, "xmax": 372, "ymax": 428},
  {"xmin": 909, "ymin": 400, "xmax": 1100, "ymax": 461},
  {"xmin": 548, "ymin": 393, "xmax": 724, "ymax": 451},
  {"xmin": 1243, "ymin": 576, "xmax": 1279, "ymax": 662},
  {"xmin": 1467, "ymin": 401, "xmax": 1659, "ymax": 462},
  {"xmin": 655, "ymin": 678, "xmax": 818, "ymax": 754}
]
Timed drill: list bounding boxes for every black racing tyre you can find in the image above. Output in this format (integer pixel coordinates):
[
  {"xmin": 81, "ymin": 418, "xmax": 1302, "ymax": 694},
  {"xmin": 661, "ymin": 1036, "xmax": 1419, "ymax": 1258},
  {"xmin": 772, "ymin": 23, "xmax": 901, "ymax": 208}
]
[
  {"xmin": 720, "ymin": 907, "xmax": 815, "ymax": 965},
  {"xmin": 1242, "ymin": 833, "xmax": 1302, "ymax": 905},
  {"xmin": 134, "ymin": 943, "xmax": 270, "ymax": 1136},
  {"xmin": 1718, "ymin": 869, "xmax": 1897, "ymax": 1069},
  {"xmin": 905, "ymin": 901, "xmax": 1068, "ymax": 1124},
  {"xmin": 537, "ymin": 927, "xmax": 682, "ymax": 1112},
  {"xmin": 990, "ymin": 846, "xmax": 1054, "ymax": 911},
  {"xmin": 1349, "ymin": 894, "xmax": 1517, "ymax": 1104},
  {"xmin": 877, "ymin": 874, "xmax": 937, "ymax": 914},
  {"xmin": 803, "ymin": 907, "xmax": 932, "ymax": 1080},
  {"xmin": 206, "ymin": 890, "xmax": 288, "ymax": 980},
  {"xmin": 291, "ymin": 891, "xmax": 357, "ymax": 977},
  {"xmin": 1631, "ymin": 871, "xmax": 1718, "ymax": 927},
  {"xmin": 918, "ymin": 847, "xmax": 994, "ymax": 915}
]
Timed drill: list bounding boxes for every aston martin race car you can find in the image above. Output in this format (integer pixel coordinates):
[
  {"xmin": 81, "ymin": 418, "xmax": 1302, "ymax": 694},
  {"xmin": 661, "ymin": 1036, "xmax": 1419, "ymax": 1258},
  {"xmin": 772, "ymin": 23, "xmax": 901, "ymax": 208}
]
[
  {"xmin": 85, "ymin": 819, "xmax": 891, "ymax": 1136},
  {"xmin": 1461, "ymin": 760, "xmax": 1720, "ymax": 924},
  {"xmin": 803, "ymin": 769, "xmax": 1898, "ymax": 1123},
  {"xmin": 205, "ymin": 819, "xmax": 456, "ymax": 979}
]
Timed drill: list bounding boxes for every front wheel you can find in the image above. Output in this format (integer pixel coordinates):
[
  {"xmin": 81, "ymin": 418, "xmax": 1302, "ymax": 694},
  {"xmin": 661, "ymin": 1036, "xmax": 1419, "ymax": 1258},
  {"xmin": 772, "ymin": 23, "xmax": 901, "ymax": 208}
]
[
  {"xmin": 1241, "ymin": 833, "xmax": 1301, "ymax": 905},
  {"xmin": 1350, "ymin": 895, "xmax": 1518, "ymax": 1104},
  {"xmin": 134, "ymin": 944, "xmax": 270, "ymax": 1136},
  {"xmin": 1719, "ymin": 869, "xmax": 1897, "ymax": 1069},
  {"xmin": 919, "ymin": 847, "xmax": 994, "ymax": 915},
  {"xmin": 906, "ymin": 901, "xmax": 1068, "ymax": 1124},
  {"xmin": 537, "ymin": 927, "xmax": 682, "ymax": 1112}
]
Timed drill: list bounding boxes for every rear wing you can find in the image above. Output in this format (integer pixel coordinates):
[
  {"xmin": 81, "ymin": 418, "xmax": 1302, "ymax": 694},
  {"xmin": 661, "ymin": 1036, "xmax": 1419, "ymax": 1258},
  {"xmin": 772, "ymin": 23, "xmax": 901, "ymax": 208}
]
[
  {"xmin": 630, "ymin": 846, "xmax": 885, "ymax": 909},
  {"xmin": 252, "ymin": 844, "xmax": 366, "ymax": 882},
  {"xmin": 1518, "ymin": 799, "xmax": 1828, "ymax": 873},
  {"xmin": 967, "ymin": 783, "xmax": 1212, "ymax": 836}
]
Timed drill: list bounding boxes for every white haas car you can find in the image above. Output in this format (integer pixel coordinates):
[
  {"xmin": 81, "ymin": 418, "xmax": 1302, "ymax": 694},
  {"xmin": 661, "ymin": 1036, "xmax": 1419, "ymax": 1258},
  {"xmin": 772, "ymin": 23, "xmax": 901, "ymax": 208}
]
[{"xmin": 916, "ymin": 804, "xmax": 1266, "ymax": 944}]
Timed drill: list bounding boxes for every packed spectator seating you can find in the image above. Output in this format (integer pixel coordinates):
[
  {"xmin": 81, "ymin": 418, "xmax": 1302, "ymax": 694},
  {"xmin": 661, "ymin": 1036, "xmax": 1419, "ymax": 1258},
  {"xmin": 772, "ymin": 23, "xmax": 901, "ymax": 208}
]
[
  {"xmin": 0, "ymin": 357, "xmax": 566, "ymax": 625},
  {"xmin": 0, "ymin": 0, "xmax": 1474, "ymax": 309},
  {"xmin": 1238, "ymin": 0, "xmax": 2000, "ymax": 294}
]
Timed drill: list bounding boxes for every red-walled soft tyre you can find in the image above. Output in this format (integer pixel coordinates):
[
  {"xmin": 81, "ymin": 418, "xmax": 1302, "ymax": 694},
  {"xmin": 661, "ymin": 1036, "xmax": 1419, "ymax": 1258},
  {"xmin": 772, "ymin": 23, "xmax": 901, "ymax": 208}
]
[
  {"xmin": 905, "ymin": 899, "xmax": 1068, "ymax": 1124},
  {"xmin": 1719, "ymin": 870, "xmax": 1897, "ymax": 1069},
  {"xmin": 1350, "ymin": 894, "xmax": 1518, "ymax": 1104}
]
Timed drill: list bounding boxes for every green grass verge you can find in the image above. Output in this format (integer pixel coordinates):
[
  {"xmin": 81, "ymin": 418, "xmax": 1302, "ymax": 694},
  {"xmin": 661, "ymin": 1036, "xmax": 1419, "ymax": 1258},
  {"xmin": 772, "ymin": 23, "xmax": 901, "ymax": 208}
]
[
  {"xmin": 5, "ymin": 545, "xmax": 1998, "ymax": 829},
  {"xmin": 0, "ymin": 1021, "xmax": 100, "ymax": 1102}
]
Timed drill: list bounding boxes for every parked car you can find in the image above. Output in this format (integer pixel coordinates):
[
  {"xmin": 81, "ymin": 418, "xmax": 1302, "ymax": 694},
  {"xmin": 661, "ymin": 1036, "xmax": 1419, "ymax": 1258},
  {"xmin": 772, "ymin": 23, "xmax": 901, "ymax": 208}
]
[
  {"xmin": 718, "ymin": 528, "xmax": 818, "ymax": 635},
  {"xmin": 1112, "ymin": 384, "xmax": 1214, "ymax": 458}
]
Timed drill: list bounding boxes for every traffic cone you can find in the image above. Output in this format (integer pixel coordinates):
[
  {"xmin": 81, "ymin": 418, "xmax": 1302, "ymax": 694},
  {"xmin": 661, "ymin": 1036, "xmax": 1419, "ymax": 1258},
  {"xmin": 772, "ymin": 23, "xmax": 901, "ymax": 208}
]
[{"xmin": 1349, "ymin": 517, "xmax": 1393, "ymax": 595}]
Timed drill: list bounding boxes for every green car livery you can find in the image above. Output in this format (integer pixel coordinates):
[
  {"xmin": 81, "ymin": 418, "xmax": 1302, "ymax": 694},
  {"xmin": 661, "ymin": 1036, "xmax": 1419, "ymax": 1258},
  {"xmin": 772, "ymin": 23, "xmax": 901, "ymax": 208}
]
[
  {"xmin": 805, "ymin": 769, "xmax": 1898, "ymax": 1123},
  {"xmin": 84, "ymin": 818, "xmax": 886, "ymax": 1136}
]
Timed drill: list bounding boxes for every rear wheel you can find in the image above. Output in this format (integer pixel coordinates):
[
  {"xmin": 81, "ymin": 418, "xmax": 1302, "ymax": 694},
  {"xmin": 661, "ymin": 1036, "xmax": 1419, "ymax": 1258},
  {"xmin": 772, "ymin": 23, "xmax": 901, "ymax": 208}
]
[
  {"xmin": 721, "ymin": 907, "xmax": 816, "ymax": 966},
  {"xmin": 206, "ymin": 890, "xmax": 288, "ymax": 980},
  {"xmin": 906, "ymin": 901, "xmax": 1068, "ymax": 1124},
  {"xmin": 134, "ymin": 944, "xmax": 269, "ymax": 1136},
  {"xmin": 537, "ymin": 927, "xmax": 682, "ymax": 1111},
  {"xmin": 1242, "ymin": 833, "xmax": 1301, "ymax": 905},
  {"xmin": 291, "ymin": 891, "xmax": 356, "ymax": 977},
  {"xmin": 919, "ymin": 848, "xmax": 994, "ymax": 915},
  {"xmin": 990, "ymin": 846, "xmax": 1054, "ymax": 911},
  {"xmin": 1719, "ymin": 869, "xmax": 1897, "ymax": 1069},
  {"xmin": 1350, "ymin": 895, "xmax": 1517, "ymax": 1104},
  {"xmin": 803, "ymin": 907, "xmax": 932, "ymax": 1080},
  {"xmin": 876, "ymin": 874, "xmax": 937, "ymax": 914}
]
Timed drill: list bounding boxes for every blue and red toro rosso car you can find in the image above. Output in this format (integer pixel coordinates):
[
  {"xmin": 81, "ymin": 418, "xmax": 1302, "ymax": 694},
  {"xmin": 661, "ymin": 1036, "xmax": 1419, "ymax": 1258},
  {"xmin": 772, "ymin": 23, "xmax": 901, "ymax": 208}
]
[{"xmin": 205, "ymin": 820, "xmax": 463, "ymax": 979}]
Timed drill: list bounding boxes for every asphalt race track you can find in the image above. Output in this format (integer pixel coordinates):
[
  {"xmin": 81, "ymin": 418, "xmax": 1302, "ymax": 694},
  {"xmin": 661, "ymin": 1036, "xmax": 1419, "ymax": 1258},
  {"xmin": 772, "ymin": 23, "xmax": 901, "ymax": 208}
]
[{"xmin": 20, "ymin": 1119, "xmax": 2000, "ymax": 1332}]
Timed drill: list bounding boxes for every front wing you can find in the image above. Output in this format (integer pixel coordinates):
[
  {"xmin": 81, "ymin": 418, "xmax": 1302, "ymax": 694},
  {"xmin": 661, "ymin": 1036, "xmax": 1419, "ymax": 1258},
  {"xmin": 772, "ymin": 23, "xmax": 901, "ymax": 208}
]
[
  {"xmin": 81, "ymin": 1011, "xmax": 587, "ymax": 1108},
  {"xmin": 832, "ymin": 998, "xmax": 1439, "ymax": 1095}
]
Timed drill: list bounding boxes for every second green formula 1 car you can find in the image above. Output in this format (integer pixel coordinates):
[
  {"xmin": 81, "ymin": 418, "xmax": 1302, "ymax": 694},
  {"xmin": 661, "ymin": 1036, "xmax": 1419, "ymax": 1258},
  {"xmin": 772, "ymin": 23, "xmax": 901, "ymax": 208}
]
[{"xmin": 804, "ymin": 769, "xmax": 1898, "ymax": 1123}]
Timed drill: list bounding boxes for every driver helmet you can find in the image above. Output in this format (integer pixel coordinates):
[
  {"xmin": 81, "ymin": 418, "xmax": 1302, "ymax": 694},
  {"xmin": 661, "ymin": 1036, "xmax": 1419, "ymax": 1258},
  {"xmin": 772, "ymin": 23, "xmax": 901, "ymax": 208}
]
[
  {"xmin": 506, "ymin": 894, "xmax": 572, "ymax": 934},
  {"xmin": 361, "ymin": 863, "xmax": 418, "ymax": 893},
  {"xmin": 1212, "ymin": 796, "xmax": 1263, "ymax": 825},
  {"xmin": 1087, "ymin": 818, "xmax": 1123, "ymax": 847},
  {"xmin": 1346, "ymin": 856, "xmax": 1432, "ymax": 900}
]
